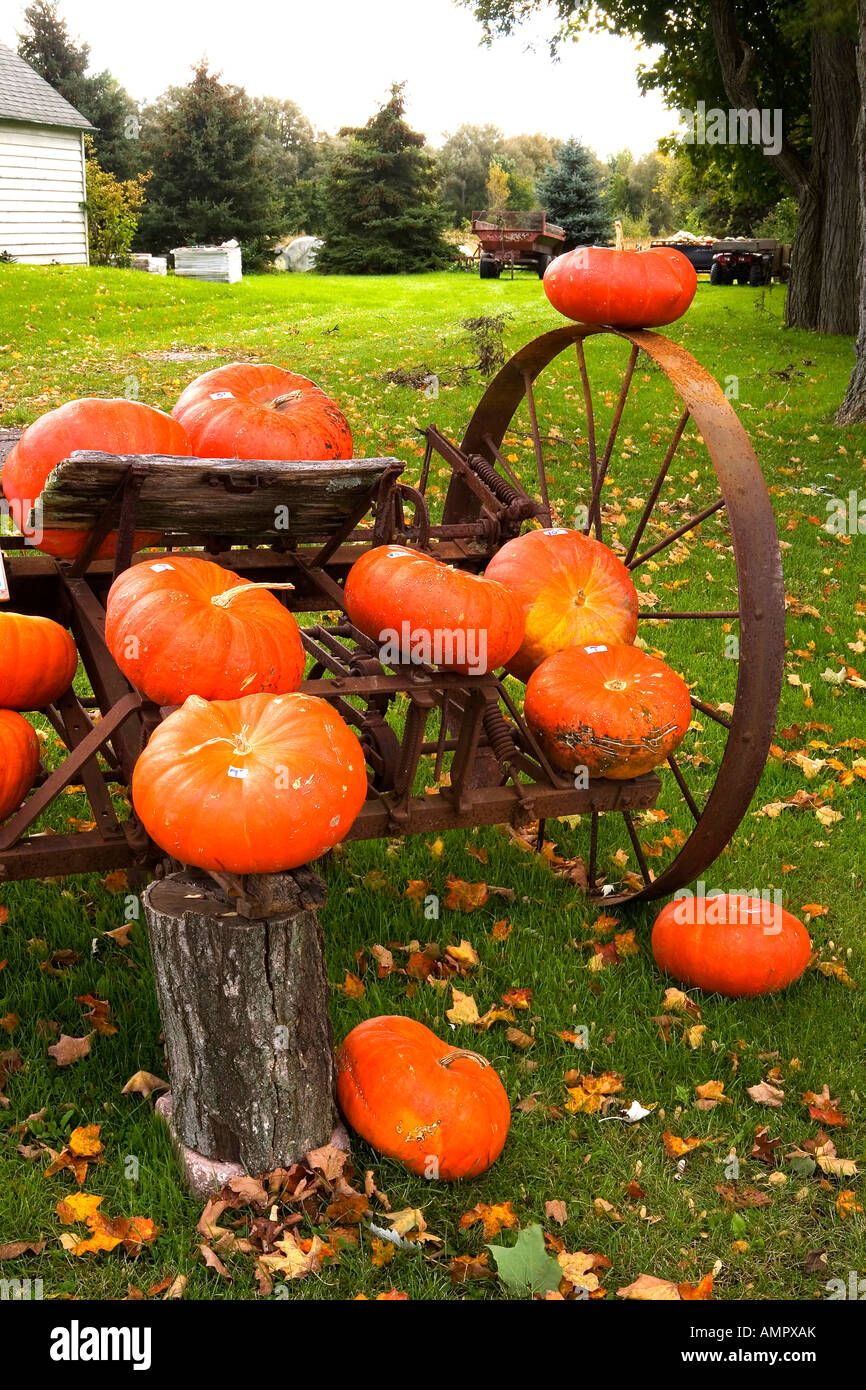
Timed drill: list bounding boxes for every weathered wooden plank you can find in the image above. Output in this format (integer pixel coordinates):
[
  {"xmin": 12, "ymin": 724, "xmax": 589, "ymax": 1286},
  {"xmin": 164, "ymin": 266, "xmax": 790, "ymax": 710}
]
[{"xmin": 32, "ymin": 452, "xmax": 403, "ymax": 540}]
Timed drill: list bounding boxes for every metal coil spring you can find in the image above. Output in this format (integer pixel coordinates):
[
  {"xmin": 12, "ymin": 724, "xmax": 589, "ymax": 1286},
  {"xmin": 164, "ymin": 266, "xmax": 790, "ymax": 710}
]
[
  {"xmin": 469, "ymin": 454, "xmax": 523, "ymax": 506},
  {"xmin": 483, "ymin": 707, "xmax": 518, "ymax": 763}
]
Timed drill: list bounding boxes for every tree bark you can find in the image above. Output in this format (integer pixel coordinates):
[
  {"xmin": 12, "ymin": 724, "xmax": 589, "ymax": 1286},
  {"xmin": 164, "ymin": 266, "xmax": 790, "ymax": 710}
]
[
  {"xmin": 710, "ymin": 0, "xmax": 860, "ymax": 335},
  {"xmin": 143, "ymin": 868, "xmax": 337, "ymax": 1173},
  {"xmin": 837, "ymin": 1, "xmax": 866, "ymax": 421}
]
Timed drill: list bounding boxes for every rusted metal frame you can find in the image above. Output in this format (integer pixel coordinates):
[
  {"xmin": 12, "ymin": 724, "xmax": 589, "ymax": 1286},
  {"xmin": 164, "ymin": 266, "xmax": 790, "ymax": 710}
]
[
  {"xmin": 61, "ymin": 575, "xmax": 145, "ymax": 782},
  {"xmin": 290, "ymin": 553, "xmax": 350, "ymax": 612},
  {"xmin": 425, "ymin": 428, "xmax": 508, "ymax": 520},
  {"xmin": 393, "ymin": 483, "xmax": 432, "ymax": 549},
  {"xmin": 667, "ymin": 754, "xmax": 702, "ymax": 823},
  {"xmin": 620, "ymin": 810, "xmax": 652, "ymax": 887},
  {"xmin": 447, "ymin": 686, "xmax": 489, "ymax": 813},
  {"xmin": 690, "ymin": 696, "xmax": 732, "ymax": 730},
  {"xmin": 520, "ymin": 369, "xmax": 553, "ymax": 526},
  {"xmin": 0, "ymin": 692, "xmax": 142, "ymax": 852},
  {"xmin": 52, "ymin": 688, "xmax": 123, "ymax": 838},
  {"xmin": 494, "ymin": 680, "xmax": 572, "ymax": 789},
  {"xmin": 0, "ymin": 825, "xmax": 150, "ymax": 883},
  {"xmin": 628, "ymin": 496, "xmax": 727, "ymax": 570},
  {"xmin": 313, "ymin": 462, "xmax": 403, "ymax": 567},
  {"xmin": 583, "ymin": 344, "xmax": 640, "ymax": 541},
  {"xmin": 64, "ymin": 468, "xmax": 131, "ymax": 579},
  {"xmin": 385, "ymin": 693, "xmax": 434, "ymax": 825},
  {"xmin": 343, "ymin": 773, "xmax": 662, "ymax": 842},
  {"xmin": 433, "ymin": 695, "xmax": 451, "ymax": 782},
  {"xmin": 624, "ymin": 408, "xmax": 691, "ymax": 564}
]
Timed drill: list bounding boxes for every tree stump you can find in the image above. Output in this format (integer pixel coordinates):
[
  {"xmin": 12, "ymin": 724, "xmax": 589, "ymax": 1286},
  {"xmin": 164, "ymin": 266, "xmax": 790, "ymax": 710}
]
[{"xmin": 142, "ymin": 866, "xmax": 337, "ymax": 1174}]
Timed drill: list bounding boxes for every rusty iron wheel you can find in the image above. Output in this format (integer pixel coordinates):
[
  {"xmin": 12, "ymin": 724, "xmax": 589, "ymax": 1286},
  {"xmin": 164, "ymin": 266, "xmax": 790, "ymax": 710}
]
[{"xmin": 452, "ymin": 324, "xmax": 785, "ymax": 905}]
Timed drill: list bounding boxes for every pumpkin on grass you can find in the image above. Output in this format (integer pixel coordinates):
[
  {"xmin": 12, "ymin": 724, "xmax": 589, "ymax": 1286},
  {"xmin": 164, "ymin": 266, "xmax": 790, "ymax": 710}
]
[
  {"xmin": 0, "ymin": 710, "xmax": 39, "ymax": 822},
  {"xmin": 105, "ymin": 556, "xmax": 305, "ymax": 706},
  {"xmin": 172, "ymin": 363, "xmax": 353, "ymax": 461},
  {"xmin": 0, "ymin": 612, "xmax": 78, "ymax": 710},
  {"xmin": 336, "ymin": 1016, "xmax": 511, "ymax": 1180},
  {"xmin": 525, "ymin": 642, "xmax": 692, "ymax": 779},
  {"xmin": 132, "ymin": 691, "xmax": 367, "ymax": 874},
  {"xmin": 484, "ymin": 527, "xmax": 638, "ymax": 682},
  {"xmin": 344, "ymin": 544, "xmax": 524, "ymax": 675},
  {"xmin": 544, "ymin": 221, "xmax": 696, "ymax": 329},
  {"xmin": 1, "ymin": 398, "xmax": 192, "ymax": 561},
  {"xmin": 652, "ymin": 894, "xmax": 812, "ymax": 998}
]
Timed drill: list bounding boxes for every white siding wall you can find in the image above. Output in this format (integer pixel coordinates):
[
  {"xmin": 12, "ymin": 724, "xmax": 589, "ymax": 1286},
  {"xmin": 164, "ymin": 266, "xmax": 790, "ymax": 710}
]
[{"xmin": 0, "ymin": 122, "xmax": 88, "ymax": 266}]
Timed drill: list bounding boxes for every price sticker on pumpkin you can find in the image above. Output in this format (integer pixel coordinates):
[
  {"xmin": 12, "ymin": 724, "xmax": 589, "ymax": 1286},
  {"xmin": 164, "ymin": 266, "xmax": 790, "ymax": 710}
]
[
  {"xmin": 584, "ymin": 645, "xmax": 608, "ymax": 654},
  {"xmin": 227, "ymin": 766, "xmax": 248, "ymax": 780},
  {"xmin": 210, "ymin": 391, "xmax": 234, "ymax": 400},
  {"xmin": 150, "ymin": 563, "xmax": 175, "ymax": 573}
]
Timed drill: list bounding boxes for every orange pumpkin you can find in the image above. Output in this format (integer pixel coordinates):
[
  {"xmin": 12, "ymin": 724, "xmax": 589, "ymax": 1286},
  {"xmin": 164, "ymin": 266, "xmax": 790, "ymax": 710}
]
[
  {"xmin": 651, "ymin": 894, "xmax": 812, "ymax": 998},
  {"xmin": 0, "ymin": 710, "xmax": 39, "ymax": 822},
  {"xmin": 105, "ymin": 556, "xmax": 305, "ymax": 707},
  {"xmin": 132, "ymin": 691, "xmax": 367, "ymax": 874},
  {"xmin": 344, "ymin": 545, "xmax": 525, "ymax": 675},
  {"xmin": 484, "ymin": 527, "xmax": 638, "ymax": 682},
  {"xmin": 336, "ymin": 1016, "xmax": 511, "ymax": 1180},
  {"xmin": 544, "ymin": 221, "xmax": 696, "ymax": 329},
  {"xmin": 524, "ymin": 642, "xmax": 692, "ymax": 779},
  {"xmin": 1, "ymin": 398, "xmax": 192, "ymax": 560},
  {"xmin": 0, "ymin": 612, "xmax": 78, "ymax": 710},
  {"xmin": 172, "ymin": 363, "xmax": 353, "ymax": 461}
]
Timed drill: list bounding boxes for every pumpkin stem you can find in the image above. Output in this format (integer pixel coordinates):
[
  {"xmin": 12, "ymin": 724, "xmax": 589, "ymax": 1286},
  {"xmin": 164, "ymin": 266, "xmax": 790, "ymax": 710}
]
[
  {"xmin": 437, "ymin": 1048, "xmax": 491, "ymax": 1071},
  {"xmin": 614, "ymin": 220, "xmax": 624, "ymax": 252},
  {"xmin": 272, "ymin": 391, "xmax": 304, "ymax": 413},
  {"xmin": 211, "ymin": 581, "xmax": 295, "ymax": 609}
]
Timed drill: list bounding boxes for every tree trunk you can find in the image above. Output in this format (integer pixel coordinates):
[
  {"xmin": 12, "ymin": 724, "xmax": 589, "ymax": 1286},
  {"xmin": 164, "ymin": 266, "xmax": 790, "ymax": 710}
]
[
  {"xmin": 143, "ymin": 867, "xmax": 337, "ymax": 1174},
  {"xmin": 838, "ymin": 0, "xmax": 866, "ymax": 421},
  {"xmin": 710, "ymin": 0, "xmax": 860, "ymax": 335},
  {"xmin": 785, "ymin": 21, "xmax": 860, "ymax": 334}
]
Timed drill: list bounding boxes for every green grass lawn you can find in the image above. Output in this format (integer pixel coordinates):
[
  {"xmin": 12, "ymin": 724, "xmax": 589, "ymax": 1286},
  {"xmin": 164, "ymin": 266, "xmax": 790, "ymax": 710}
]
[{"xmin": 0, "ymin": 263, "xmax": 864, "ymax": 1302}]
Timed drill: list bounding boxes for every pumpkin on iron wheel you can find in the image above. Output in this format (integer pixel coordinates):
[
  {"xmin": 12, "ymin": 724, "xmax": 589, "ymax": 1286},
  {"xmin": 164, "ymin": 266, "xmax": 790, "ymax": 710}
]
[
  {"xmin": 0, "ymin": 710, "xmax": 39, "ymax": 822},
  {"xmin": 171, "ymin": 363, "xmax": 353, "ymax": 461},
  {"xmin": 132, "ymin": 691, "xmax": 367, "ymax": 874},
  {"xmin": 344, "ymin": 544, "xmax": 524, "ymax": 675},
  {"xmin": 0, "ymin": 612, "xmax": 78, "ymax": 710},
  {"xmin": 525, "ymin": 642, "xmax": 692, "ymax": 780},
  {"xmin": 1, "ymin": 398, "xmax": 192, "ymax": 561},
  {"xmin": 336, "ymin": 1015, "xmax": 511, "ymax": 1180},
  {"xmin": 484, "ymin": 527, "xmax": 638, "ymax": 682},
  {"xmin": 652, "ymin": 894, "xmax": 812, "ymax": 998},
  {"xmin": 543, "ymin": 221, "xmax": 696, "ymax": 329},
  {"xmin": 105, "ymin": 556, "xmax": 304, "ymax": 706}
]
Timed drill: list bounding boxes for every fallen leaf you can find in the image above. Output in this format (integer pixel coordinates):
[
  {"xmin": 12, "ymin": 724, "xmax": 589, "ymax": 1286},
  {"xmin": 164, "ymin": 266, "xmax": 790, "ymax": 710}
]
[
  {"xmin": 47, "ymin": 1034, "xmax": 92, "ymax": 1068},
  {"xmin": 121, "ymin": 1070, "xmax": 169, "ymax": 1099}
]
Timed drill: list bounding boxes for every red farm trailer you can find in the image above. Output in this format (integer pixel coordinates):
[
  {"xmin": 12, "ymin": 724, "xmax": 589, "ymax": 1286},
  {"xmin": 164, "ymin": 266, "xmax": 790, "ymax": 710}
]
[{"xmin": 471, "ymin": 210, "xmax": 566, "ymax": 279}]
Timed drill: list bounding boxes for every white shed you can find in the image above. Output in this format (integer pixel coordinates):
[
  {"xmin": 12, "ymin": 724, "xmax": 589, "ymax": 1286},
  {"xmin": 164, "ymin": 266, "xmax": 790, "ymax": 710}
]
[{"xmin": 0, "ymin": 41, "xmax": 94, "ymax": 266}]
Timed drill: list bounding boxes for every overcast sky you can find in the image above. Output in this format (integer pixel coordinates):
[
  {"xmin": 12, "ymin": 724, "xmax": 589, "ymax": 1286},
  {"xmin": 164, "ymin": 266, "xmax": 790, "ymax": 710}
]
[{"xmin": 1, "ymin": 0, "xmax": 680, "ymax": 158}]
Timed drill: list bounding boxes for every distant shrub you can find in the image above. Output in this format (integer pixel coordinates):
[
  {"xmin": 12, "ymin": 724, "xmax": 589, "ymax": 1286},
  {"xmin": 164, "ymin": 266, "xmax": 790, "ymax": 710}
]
[{"xmin": 85, "ymin": 138, "xmax": 149, "ymax": 266}]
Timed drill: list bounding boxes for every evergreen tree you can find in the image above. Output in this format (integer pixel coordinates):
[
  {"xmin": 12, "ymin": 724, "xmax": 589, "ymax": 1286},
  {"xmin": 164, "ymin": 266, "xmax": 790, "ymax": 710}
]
[
  {"xmin": 137, "ymin": 63, "xmax": 283, "ymax": 269},
  {"xmin": 18, "ymin": 1, "xmax": 141, "ymax": 179},
  {"xmin": 317, "ymin": 84, "xmax": 451, "ymax": 274},
  {"xmin": 536, "ymin": 138, "xmax": 610, "ymax": 249}
]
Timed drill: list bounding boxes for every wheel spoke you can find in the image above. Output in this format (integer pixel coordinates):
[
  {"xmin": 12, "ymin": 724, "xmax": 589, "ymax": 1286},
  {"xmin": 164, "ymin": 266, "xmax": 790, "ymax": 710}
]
[
  {"xmin": 667, "ymin": 753, "xmax": 701, "ymax": 823},
  {"xmin": 621, "ymin": 810, "xmax": 652, "ymax": 886},
  {"xmin": 584, "ymin": 344, "xmax": 640, "ymax": 540},
  {"xmin": 588, "ymin": 808, "xmax": 599, "ymax": 889},
  {"xmin": 624, "ymin": 408, "xmax": 690, "ymax": 563},
  {"xmin": 690, "ymin": 696, "xmax": 732, "ymax": 730},
  {"xmin": 575, "ymin": 339, "xmax": 599, "ymax": 504},
  {"xmin": 640, "ymin": 609, "xmax": 740, "ymax": 620},
  {"xmin": 522, "ymin": 369, "xmax": 552, "ymax": 525},
  {"xmin": 628, "ymin": 496, "xmax": 726, "ymax": 570}
]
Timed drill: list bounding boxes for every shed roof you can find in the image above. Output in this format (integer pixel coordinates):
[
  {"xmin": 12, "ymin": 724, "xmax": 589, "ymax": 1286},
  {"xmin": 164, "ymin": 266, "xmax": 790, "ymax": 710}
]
[{"xmin": 0, "ymin": 41, "xmax": 94, "ymax": 131}]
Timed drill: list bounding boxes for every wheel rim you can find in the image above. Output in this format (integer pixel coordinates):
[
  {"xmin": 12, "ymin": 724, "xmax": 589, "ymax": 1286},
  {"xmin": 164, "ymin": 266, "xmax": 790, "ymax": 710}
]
[{"xmin": 456, "ymin": 324, "xmax": 785, "ymax": 903}]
